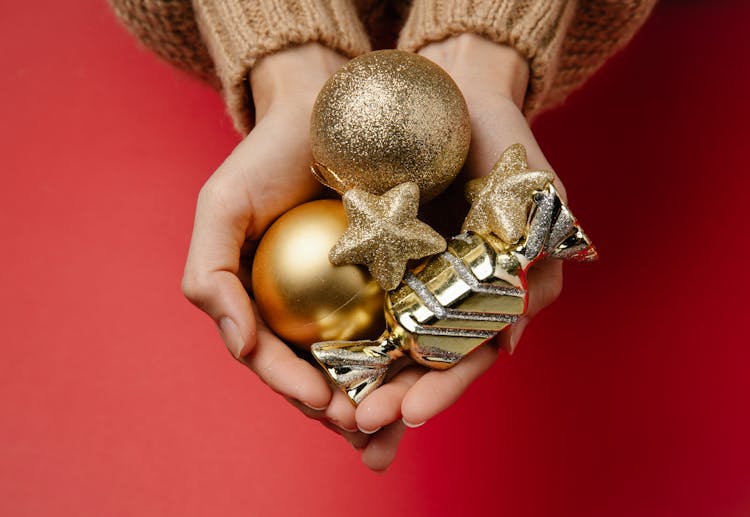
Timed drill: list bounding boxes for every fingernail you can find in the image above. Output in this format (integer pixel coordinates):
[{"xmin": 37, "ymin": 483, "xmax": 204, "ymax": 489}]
[
  {"xmin": 508, "ymin": 318, "xmax": 530, "ymax": 355},
  {"xmin": 302, "ymin": 401, "xmax": 328, "ymax": 411},
  {"xmin": 332, "ymin": 420, "xmax": 358, "ymax": 433},
  {"xmin": 357, "ymin": 425, "xmax": 382, "ymax": 435},
  {"xmin": 218, "ymin": 316, "xmax": 244, "ymax": 358},
  {"xmin": 402, "ymin": 418, "xmax": 426, "ymax": 428}
]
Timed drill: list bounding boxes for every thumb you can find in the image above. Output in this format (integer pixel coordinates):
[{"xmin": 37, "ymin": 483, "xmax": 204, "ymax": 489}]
[{"xmin": 182, "ymin": 169, "xmax": 257, "ymax": 358}]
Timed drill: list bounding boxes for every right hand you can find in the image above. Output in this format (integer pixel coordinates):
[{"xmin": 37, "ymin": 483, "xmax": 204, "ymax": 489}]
[{"xmin": 181, "ymin": 42, "xmax": 406, "ymax": 469}]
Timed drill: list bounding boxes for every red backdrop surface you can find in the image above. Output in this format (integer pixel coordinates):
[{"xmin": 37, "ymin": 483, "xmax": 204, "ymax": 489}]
[{"xmin": 1, "ymin": 1, "xmax": 749, "ymax": 516}]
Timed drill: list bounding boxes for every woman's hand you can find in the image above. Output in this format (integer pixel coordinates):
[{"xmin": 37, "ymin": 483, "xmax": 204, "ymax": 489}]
[
  {"xmin": 181, "ymin": 43, "xmax": 409, "ymax": 464},
  {"xmin": 354, "ymin": 34, "xmax": 566, "ymax": 447}
]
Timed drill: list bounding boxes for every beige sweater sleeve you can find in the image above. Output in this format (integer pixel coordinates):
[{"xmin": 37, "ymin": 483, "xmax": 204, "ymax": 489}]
[
  {"xmin": 110, "ymin": 0, "xmax": 371, "ymax": 133},
  {"xmin": 398, "ymin": 0, "xmax": 656, "ymax": 118},
  {"xmin": 191, "ymin": 0, "xmax": 371, "ymax": 132},
  {"xmin": 110, "ymin": 1, "xmax": 655, "ymax": 129}
]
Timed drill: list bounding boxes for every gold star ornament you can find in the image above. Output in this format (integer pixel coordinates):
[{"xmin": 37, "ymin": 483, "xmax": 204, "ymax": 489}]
[
  {"xmin": 330, "ymin": 182, "xmax": 446, "ymax": 291},
  {"xmin": 462, "ymin": 144, "xmax": 555, "ymax": 244}
]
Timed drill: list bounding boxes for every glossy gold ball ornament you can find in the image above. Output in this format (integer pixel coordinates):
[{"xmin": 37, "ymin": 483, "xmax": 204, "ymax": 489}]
[
  {"xmin": 251, "ymin": 200, "xmax": 385, "ymax": 349},
  {"xmin": 310, "ymin": 50, "xmax": 471, "ymax": 202}
]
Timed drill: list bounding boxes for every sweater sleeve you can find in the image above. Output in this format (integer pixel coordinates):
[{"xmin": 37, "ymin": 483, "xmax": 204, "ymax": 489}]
[
  {"xmin": 110, "ymin": 0, "xmax": 372, "ymax": 133},
  {"xmin": 191, "ymin": 0, "xmax": 371, "ymax": 133},
  {"xmin": 397, "ymin": 0, "xmax": 656, "ymax": 118},
  {"xmin": 109, "ymin": 0, "xmax": 218, "ymax": 86}
]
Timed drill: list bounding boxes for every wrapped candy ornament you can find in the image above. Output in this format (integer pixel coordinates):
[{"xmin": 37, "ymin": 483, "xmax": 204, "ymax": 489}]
[{"xmin": 254, "ymin": 50, "xmax": 597, "ymax": 405}]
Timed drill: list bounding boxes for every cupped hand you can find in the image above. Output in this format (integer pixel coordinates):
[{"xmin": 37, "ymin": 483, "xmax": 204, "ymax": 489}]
[
  {"xmin": 354, "ymin": 34, "xmax": 567, "ymax": 450},
  {"xmin": 181, "ymin": 43, "xmax": 405, "ymax": 468}
]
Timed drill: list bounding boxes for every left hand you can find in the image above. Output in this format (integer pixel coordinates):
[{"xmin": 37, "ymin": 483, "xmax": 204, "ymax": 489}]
[{"xmin": 352, "ymin": 34, "xmax": 567, "ymax": 458}]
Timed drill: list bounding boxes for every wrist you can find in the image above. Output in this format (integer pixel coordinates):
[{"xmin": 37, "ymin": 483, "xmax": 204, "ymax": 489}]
[
  {"xmin": 417, "ymin": 34, "xmax": 529, "ymax": 108},
  {"xmin": 250, "ymin": 42, "xmax": 349, "ymax": 118}
]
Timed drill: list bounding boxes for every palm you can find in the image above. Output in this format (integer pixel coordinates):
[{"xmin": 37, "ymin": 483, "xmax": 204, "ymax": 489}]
[{"xmin": 353, "ymin": 81, "xmax": 565, "ymax": 438}]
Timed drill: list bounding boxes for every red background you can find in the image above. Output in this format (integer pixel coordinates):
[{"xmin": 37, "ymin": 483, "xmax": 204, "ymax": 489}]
[{"xmin": 1, "ymin": 1, "xmax": 749, "ymax": 516}]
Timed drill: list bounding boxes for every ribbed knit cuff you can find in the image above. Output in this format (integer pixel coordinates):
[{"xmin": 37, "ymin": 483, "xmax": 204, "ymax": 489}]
[
  {"xmin": 192, "ymin": 0, "xmax": 372, "ymax": 133},
  {"xmin": 398, "ymin": 0, "xmax": 578, "ymax": 119}
]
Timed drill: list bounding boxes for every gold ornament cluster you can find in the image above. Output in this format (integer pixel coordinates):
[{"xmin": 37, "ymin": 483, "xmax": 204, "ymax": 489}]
[{"xmin": 253, "ymin": 50, "xmax": 598, "ymax": 405}]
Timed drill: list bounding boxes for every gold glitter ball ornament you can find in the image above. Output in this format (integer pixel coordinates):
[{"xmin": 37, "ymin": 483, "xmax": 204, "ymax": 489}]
[
  {"xmin": 310, "ymin": 50, "xmax": 471, "ymax": 202},
  {"xmin": 251, "ymin": 200, "xmax": 385, "ymax": 349}
]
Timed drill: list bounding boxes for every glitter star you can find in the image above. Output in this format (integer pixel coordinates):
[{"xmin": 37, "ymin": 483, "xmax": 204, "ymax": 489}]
[
  {"xmin": 462, "ymin": 144, "xmax": 555, "ymax": 244},
  {"xmin": 330, "ymin": 182, "xmax": 446, "ymax": 290}
]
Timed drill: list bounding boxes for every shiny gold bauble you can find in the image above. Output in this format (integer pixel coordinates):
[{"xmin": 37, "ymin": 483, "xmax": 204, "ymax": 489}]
[
  {"xmin": 310, "ymin": 50, "xmax": 471, "ymax": 202},
  {"xmin": 251, "ymin": 200, "xmax": 385, "ymax": 349}
]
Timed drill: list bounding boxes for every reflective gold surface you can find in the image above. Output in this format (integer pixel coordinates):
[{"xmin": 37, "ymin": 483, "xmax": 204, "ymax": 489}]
[
  {"xmin": 313, "ymin": 232, "xmax": 527, "ymax": 404},
  {"xmin": 252, "ymin": 200, "xmax": 385, "ymax": 349},
  {"xmin": 310, "ymin": 50, "xmax": 470, "ymax": 202}
]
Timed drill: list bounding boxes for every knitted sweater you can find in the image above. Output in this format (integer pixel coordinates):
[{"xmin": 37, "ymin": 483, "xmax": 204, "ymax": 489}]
[{"xmin": 110, "ymin": 0, "xmax": 655, "ymax": 134}]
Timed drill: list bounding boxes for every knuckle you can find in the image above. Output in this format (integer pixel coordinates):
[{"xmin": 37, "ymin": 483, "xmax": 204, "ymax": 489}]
[
  {"xmin": 447, "ymin": 367, "xmax": 468, "ymax": 394},
  {"xmin": 180, "ymin": 269, "xmax": 213, "ymax": 310},
  {"xmin": 196, "ymin": 177, "xmax": 225, "ymax": 208}
]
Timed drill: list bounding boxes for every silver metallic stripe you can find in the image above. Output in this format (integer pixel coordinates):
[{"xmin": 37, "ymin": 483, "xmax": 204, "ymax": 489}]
[
  {"xmin": 403, "ymin": 272, "xmax": 520, "ymax": 327},
  {"xmin": 545, "ymin": 203, "xmax": 575, "ymax": 254},
  {"xmin": 440, "ymin": 251, "xmax": 525, "ymax": 297},
  {"xmin": 411, "ymin": 324, "xmax": 499, "ymax": 339},
  {"xmin": 522, "ymin": 188, "xmax": 557, "ymax": 261}
]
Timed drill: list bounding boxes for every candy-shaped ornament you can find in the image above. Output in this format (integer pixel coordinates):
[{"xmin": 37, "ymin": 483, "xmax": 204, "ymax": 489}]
[{"xmin": 304, "ymin": 49, "xmax": 595, "ymax": 405}]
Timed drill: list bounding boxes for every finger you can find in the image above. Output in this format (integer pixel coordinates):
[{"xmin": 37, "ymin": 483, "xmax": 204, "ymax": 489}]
[
  {"xmin": 400, "ymin": 343, "xmax": 499, "ymax": 428},
  {"xmin": 288, "ymin": 395, "xmax": 368, "ymax": 449},
  {"xmin": 324, "ymin": 388, "xmax": 358, "ymax": 432},
  {"xmin": 355, "ymin": 366, "xmax": 424, "ymax": 433},
  {"xmin": 284, "ymin": 396, "xmax": 326, "ymax": 420},
  {"xmin": 241, "ymin": 312, "xmax": 333, "ymax": 411},
  {"xmin": 526, "ymin": 259, "xmax": 564, "ymax": 317},
  {"xmin": 498, "ymin": 258, "xmax": 564, "ymax": 354},
  {"xmin": 182, "ymin": 165, "xmax": 257, "ymax": 358},
  {"xmin": 361, "ymin": 421, "xmax": 407, "ymax": 472},
  {"xmin": 320, "ymin": 420, "xmax": 370, "ymax": 450},
  {"xmin": 286, "ymin": 396, "xmax": 370, "ymax": 449}
]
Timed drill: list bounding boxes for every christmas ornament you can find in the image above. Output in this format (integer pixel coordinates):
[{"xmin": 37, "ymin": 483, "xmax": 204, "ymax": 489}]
[
  {"xmin": 309, "ymin": 50, "xmax": 470, "ymax": 202},
  {"xmin": 311, "ymin": 145, "xmax": 598, "ymax": 404},
  {"xmin": 329, "ymin": 182, "xmax": 446, "ymax": 291},
  {"xmin": 251, "ymin": 200, "xmax": 384, "ymax": 349},
  {"xmin": 463, "ymin": 143, "xmax": 555, "ymax": 243},
  {"xmin": 251, "ymin": 49, "xmax": 600, "ymax": 404}
]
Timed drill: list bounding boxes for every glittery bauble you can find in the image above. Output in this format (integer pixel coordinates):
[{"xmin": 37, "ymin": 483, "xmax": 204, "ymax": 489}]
[
  {"xmin": 251, "ymin": 200, "xmax": 385, "ymax": 349},
  {"xmin": 310, "ymin": 50, "xmax": 471, "ymax": 202}
]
